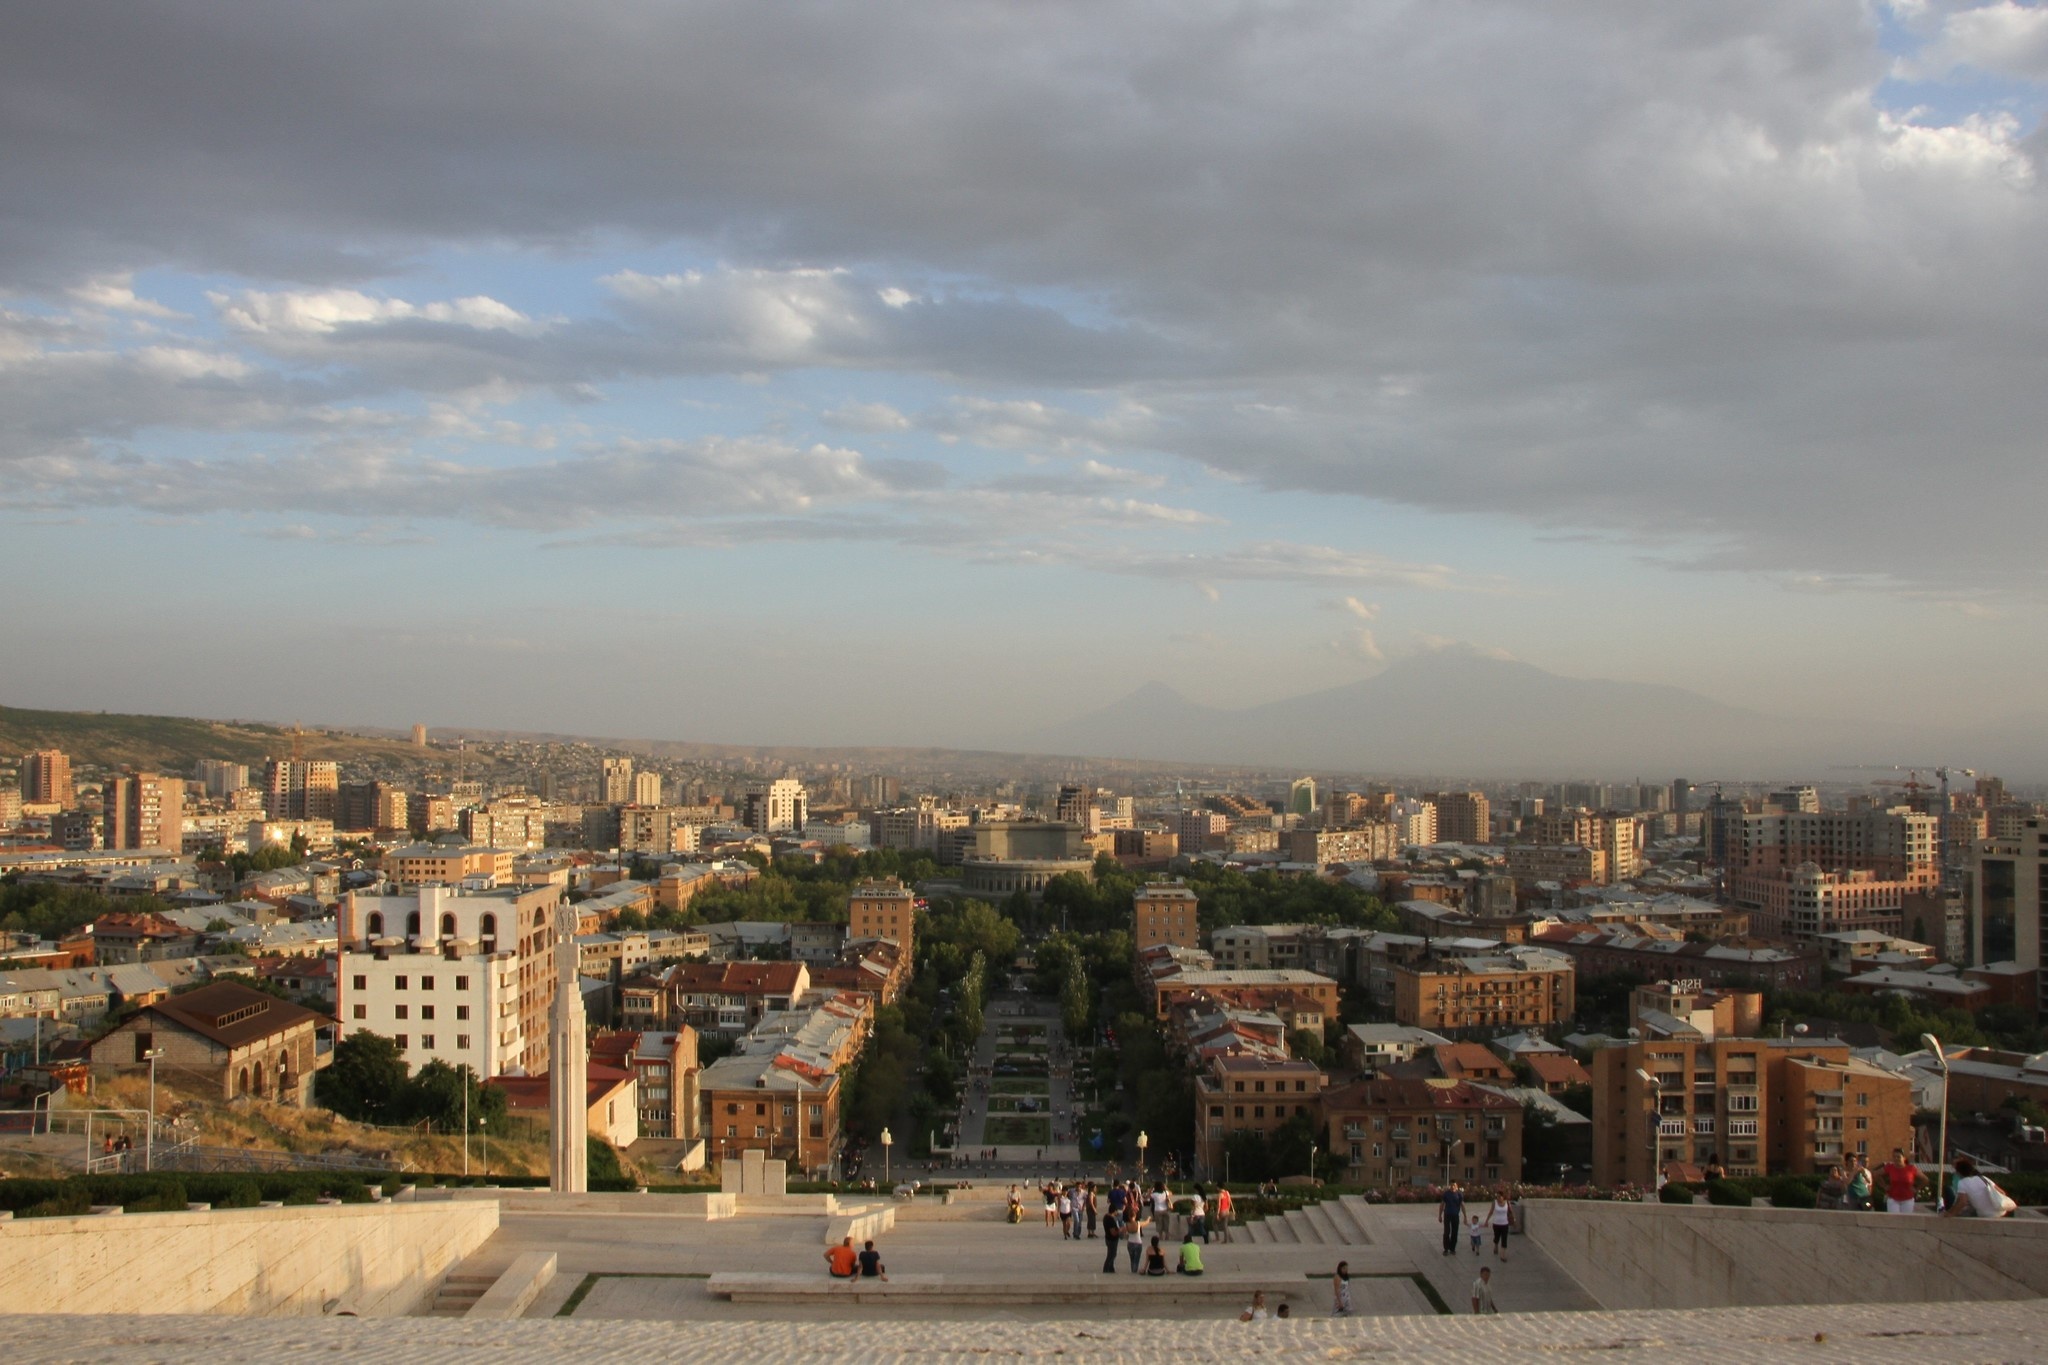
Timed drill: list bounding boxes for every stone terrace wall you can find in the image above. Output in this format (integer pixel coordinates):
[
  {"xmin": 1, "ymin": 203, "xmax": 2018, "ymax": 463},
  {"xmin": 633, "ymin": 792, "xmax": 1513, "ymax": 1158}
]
[
  {"xmin": 1525, "ymin": 1199, "xmax": 2048, "ymax": 1310},
  {"xmin": 0, "ymin": 1201, "xmax": 497, "ymax": 1318}
]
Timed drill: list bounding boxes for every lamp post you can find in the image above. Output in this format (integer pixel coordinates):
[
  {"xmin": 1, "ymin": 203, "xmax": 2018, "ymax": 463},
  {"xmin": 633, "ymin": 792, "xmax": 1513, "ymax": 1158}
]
[
  {"xmin": 463, "ymin": 1069, "xmax": 470, "ymax": 1177},
  {"xmin": 1137, "ymin": 1130, "xmax": 1149, "ymax": 1184},
  {"xmin": 1921, "ymin": 1033, "xmax": 1950, "ymax": 1211},
  {"xmin": 479, "ymin": 1117, "xmax": 488, "ymax": 1179},
  {"xmin": 143, "ymin": 1047, "xmax": 165, "ymax": 1172},
  {"xmin": 881, "ymin": 1127, "xmax": 893, "ymax": 1185},
  {"xmin": 1635, "ymin": 1068, "xmax": 1660, "ymax": 1189}
]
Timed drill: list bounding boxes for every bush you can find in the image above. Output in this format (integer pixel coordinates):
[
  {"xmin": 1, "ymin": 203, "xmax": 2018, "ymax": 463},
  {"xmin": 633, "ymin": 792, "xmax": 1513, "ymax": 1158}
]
[
  {"xmin": 216, "ymin": 1179, "xmax": 262, "ymax": 1209},
  {"xmin": 1768, "ymin": 1175, "xmax": 1817, "ymax": 1209},
  {"xmin": 21, "ymin": 1187, "xmax": 92, "ymax": 1219},
  {"xmin": 122, "ymin": 1180, "xmax": 187, "ymax": 1213},
  {"xmin": 1658, "ymin": 1182, "xmax": 1695, "ymax": 1204},
  {"xmin": 1705, "ymin": 1180, "xmax": 1751, "ymax": 1207}
]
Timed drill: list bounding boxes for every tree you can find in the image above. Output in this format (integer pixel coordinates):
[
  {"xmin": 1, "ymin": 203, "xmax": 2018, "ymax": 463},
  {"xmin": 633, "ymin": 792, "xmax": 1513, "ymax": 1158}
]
[
  {"xmin": 1289, "ymin": 1028, "xmax": 1329, "ymax": 1068},
  {"xmin": 404, "ymin": 1059, "xmax": 505, "ymax": 1131},
  {"xmin": 316, "ymin": 1032, "xmax": 410, "ymax": 1123}
]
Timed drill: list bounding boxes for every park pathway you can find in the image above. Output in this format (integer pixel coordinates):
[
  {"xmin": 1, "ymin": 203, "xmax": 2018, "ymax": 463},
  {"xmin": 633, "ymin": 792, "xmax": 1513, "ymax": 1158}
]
[{"xmin": 952, "ymin": 983, "xmax": 1085, "ymax": 1174}]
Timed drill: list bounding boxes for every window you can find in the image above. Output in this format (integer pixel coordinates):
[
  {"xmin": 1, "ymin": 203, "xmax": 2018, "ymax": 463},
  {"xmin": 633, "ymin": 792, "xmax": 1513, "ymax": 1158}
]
[
  {"xmin": 422, "ymin": 975, "xmax": 436, "ymax": 990},
  {"xmin": 365, "ymin": 913, "xmax": 384, "ymax": 937},
  {"xmin": 352, "ymin": 975, "xmax": 367, "ymax": 991},
  {"xmin": 395, "ymin": 976, "xmax": 409, "ymax": 990},
  {"xmin": 1234, "ymin": 1106, "xmax": 1244, "ymax": 1119},
  {"xmin": 421, "ymin": 1034, "xmax": 435, "ymax": 1049},
  {"xmin": 440, "ymin": 914, "xmax": 455, "ymax": 938},
  {"xmin": 352, "ymin": 1004, "xmax": 367, "ymax": 1020},
  {"xmin": 1233, "ymin": 1081, "xmax": 1244, "ymax": 1092},
  {"xmin": 395, "ymin": 1004, "xmax": 409, "ymax": 1020},
  {"xmin": 1253, "ymin": 1106, "xmax": 1265, "ymax": 1119},
  {"xmin": 726, "ymin": 1124, "xmax": 736, "ymax": 1138},
  {"xmin": 1254, "ymin": 1081, "xmax": 1266, "ymax": 1093},
  {"xmin": 405, "ymin": 911, "xmax": 420, "ymax": 937},
  {"xmin": 456, "ymin": 975, "xmax": 470, "ymax": 990},
  {"xmin": 456, "ymin": 1005, "xmax": 470, "ymax": 1021},
  {"xmin": 456, "ymin": 1035, "xmax": 470, "ymax": 1049},
  {"xmin": 754, "ymin": 1125, "xmax": 765, "ymax": 1138},
  {"xmin": 1371, "ymin": 1143, "xmax": 1383, "ymax": 1158},
  {"xmin": 1855, "ymin": 1117, "xmax": 1868, "ymax": 1130},
  {"xmin": 396, "ymin": 1035, "xmax": 409, "ymax": 1050},
  {"xmin": 755, "ymin": 1102, "xmax": 766, "ymax": 1115},
  {"xmin": 1856, "ymin": 1093, "xmax": 1869, "ymax": 1107}
]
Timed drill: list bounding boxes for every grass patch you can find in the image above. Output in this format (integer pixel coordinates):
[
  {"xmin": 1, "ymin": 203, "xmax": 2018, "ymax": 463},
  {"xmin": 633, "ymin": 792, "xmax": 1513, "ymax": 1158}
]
[
  {"xmin": 988, "ymin": 1077, "xmax": 1050, "ymax": 1095},
  {"xmin": 986, "ymin": 1095, "xmax": 1050, "ymax": 1114},
  {"xmin": 983, "ymin": 1116, "xmax": 1053, "ymax": 1145}
]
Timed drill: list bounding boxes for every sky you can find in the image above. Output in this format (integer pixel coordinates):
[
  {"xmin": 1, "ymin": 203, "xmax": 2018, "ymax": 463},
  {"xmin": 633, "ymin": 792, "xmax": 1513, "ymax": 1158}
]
[{"xmin": 2, "ymin": 1, "xmax": 2046, "ymax": 752}]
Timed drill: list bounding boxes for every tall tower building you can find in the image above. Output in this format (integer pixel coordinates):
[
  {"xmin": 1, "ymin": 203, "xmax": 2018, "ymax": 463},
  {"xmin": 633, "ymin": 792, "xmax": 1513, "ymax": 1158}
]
[
  {"xmin": 744, "ymin": 778, "xmax": 808, "ymax": 834},
  {"xmin": 601, "ymin": 757, "xmax": 635, "ymax": 805},
  {"xmin": 1972, "ymin": 818, "xmax": 2045, "ymax": 1007},
  {"xmin": 1288, "ymin": 777, "xmax": 1318, "ymax": 819},
  {"xmin": 1429, "ymin": 791, "xmax": 1491, "ymax": 845},
  {"xmin": 633, "ymin": 770, "xmax": 665, "ymax": 806},
  {"xmin": 104, "ymin": 772, "xmax": 184, "ymax": 851},
  {"xmin": 849, "ymin": 877, "xmax": 917, "ymax": 957},
  {"xmin": 20, "ymin": 749, "xmax": 74, "ymax": 806}
]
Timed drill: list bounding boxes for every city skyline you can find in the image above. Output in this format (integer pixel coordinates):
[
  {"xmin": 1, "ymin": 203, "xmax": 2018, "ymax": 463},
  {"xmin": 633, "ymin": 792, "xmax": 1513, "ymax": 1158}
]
[{"xmin": 4, "ymin": 4, "xmax": 2046, "ymax": 748}]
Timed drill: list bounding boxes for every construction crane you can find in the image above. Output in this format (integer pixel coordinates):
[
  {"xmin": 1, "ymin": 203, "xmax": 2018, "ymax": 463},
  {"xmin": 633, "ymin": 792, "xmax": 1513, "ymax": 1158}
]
[{"xmin": 1934, "ymin": 766, "xmax": 1976, "ymax": 808}]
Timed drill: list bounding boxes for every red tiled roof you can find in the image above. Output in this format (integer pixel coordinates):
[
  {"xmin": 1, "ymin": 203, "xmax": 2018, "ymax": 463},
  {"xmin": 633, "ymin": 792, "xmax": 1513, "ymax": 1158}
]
[
  {"xmin": 1526, "ymin": 1053, "xmax": 1591, "ymax": 1087},
  {"xmin": 667, "ymin": 960, "xmax": 805, "ymax": 995},
  {"xmin": 1324, "ymin": 1077, "xmax": 1520, "ymax": 1112}
]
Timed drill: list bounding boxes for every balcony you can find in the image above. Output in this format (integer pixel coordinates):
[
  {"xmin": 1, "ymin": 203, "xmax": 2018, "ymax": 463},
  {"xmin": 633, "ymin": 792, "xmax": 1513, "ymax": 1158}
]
[
  {"xmin": 1693, "ymin": 1117, "xmax": 1715, "ymax": 1135},
  {"xmin": 1342, "ymin": 1125, "xmax": 1367, "ymax": 1141},
  {"xmin": 1727, "ymin": 1119, "xmax": 1758, "ymax": 1137},
  {"xmin": 1812, "ymin": 1092, "xmax": 1843, "ymax": 1110},
  {"xmin": 1658, "ymin": 1118, "xmax": 1688, "ymax": 1138}
]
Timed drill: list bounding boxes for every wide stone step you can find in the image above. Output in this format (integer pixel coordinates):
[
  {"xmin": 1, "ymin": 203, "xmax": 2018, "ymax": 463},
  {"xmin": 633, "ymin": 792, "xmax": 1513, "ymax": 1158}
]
[
  {"xmin": 1261, "ymin": 1212, "xmax": 1300, "ymax": 1243},
  {"xmin": 1282, "ymin": 1209, "xmax": 1329, "ymax": 1245},
  {"xmin": 1322, "ymin": 1199, "xmax": 1374, "ymax": 1244},
  {"xmin": 1298, "ymin": 1203, "xmax": 1346, "ymax": 1245}
]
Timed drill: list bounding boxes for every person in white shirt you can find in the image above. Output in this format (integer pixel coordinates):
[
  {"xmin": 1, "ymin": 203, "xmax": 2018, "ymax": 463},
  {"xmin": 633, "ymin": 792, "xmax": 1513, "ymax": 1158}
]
[
  {"xmin": 1238, "ymin": 1289, "xmax": 1270, "ymax": 1322},
  {"xmin": 1944, "ymin": 1156, "xmax": 2014, "ymax": 1219},
  {"xmin": 1471, "ymin": 1265, "xmax": 1498, "ymax": 1314},
  {"xmin": 1190, "ymin": 1187, "xmax": 1209, "ymax": 1243}
]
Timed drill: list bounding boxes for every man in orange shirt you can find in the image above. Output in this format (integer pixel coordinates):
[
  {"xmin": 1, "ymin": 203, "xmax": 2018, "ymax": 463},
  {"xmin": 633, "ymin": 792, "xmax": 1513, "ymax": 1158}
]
[{"xmin": 825, "ymin": 1236, "xmax": 859, "ymax": 1279}]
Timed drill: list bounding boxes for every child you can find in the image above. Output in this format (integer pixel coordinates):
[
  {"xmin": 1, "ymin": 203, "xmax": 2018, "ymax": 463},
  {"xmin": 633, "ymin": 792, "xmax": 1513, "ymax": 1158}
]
[{"xmin": 1467, "ymin": 1211, "xmax": 1484, "ymax": 1255}]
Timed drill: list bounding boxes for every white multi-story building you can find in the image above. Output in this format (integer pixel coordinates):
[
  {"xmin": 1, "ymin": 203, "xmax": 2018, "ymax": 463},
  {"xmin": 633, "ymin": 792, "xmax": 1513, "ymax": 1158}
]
[
  {"xmin": 633, "ymin": 771, "xmax": 665, "ymax": 806},
  {"xmin": 601, "ymin": 757, "xmax": 635, "ymax": 806},
  {"xmin": 744, "ymin": 779, "xmax": 807, "ymax": 834},
  {"xmin": 335, "ymin": 880, "xmax": 563, "ymax": 1079}
]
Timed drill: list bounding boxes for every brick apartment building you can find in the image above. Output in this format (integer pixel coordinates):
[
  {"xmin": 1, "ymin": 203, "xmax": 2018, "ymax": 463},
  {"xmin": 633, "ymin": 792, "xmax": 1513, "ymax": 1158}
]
[
  {"xmin": 1194, "ymin": 1054, "xmax": 1326, "ymax": 1176},
  {"xmin": 1133, "ymin": 881, "xmax": 1202, "ymax": 952},
  {"xmin": 1324, "ymin": 1077, "xmax": 1523, "ymax": 1189},
  {"xmin": 1590, "ymin": 1038, "xmax": 1914, "ymax": 1187},
  {"xmin": 1393, "ymin": 955, "xmax": 1575, "ymax": 1033}
]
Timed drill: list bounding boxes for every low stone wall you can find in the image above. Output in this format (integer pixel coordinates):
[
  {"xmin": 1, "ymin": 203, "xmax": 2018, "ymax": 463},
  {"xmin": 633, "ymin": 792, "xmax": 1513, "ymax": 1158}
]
[
  {"xmin": 1525, "ymin": 1199, "xmax": 2048, "ymax": 1310},
  {"xmin": 0, "ymin": 1201, "xmax": 497, "ymax": 1318}
]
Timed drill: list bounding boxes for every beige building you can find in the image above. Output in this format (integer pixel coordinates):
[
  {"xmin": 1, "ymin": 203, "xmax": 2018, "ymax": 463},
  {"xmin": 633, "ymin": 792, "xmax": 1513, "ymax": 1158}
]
[
  {"xmin": 1734, "ymin": 864, "xmax": 1912, "ymax": 944},
  {"xmin": 1429, "ymin": 791, "xmax": 1492, "ymax": 846},
  {"xmin": 20, "ymin": 749, "xmax": 75, "ymax": 806},
  {"xmin": 848, "ymin": 877, "xmax": 917, "ymax": 956},
  {"xmin": 1528, "ymin": 809, "xmax": 1641, "ymax": 880},
  {"xmin": 1393, "ymin": 954, "xmax": 1575, "ymax": 1034},
  {"xmin": 1507, "ymin": 843, "xmax": 1608, "ymax": 886},
  {"xmin": 1133, "ymin": 881, "xmax": 1201, "ymax": 951},
  {"xmin": 1325, "ymin": 1077, "xmax": 1522, "ymax": 1190},
  {"xmin": 1286, "ymin": 823, "xmax": 1398, "ymax": 867},
  {"xmin": 88, "ymin": 979, "xmax": 332, "ymax": 1104},
  {"xmin": 1194, "ymin": 1054, "xmax": 1326, "ymax": 1175},
  {"xmin": 263, "ymin": 759, "xmax": 338, "ymax": 822},
  {"xmin": 383, "ymin": 844, "xmax": 516, "ymax": 887},
  {"xmin": 103, "ymin": 772, "xmax": 184, "ymax": 852},
  {"xmin": 601, "ymin": 757, "xmax": 635, "ymax": 805}
]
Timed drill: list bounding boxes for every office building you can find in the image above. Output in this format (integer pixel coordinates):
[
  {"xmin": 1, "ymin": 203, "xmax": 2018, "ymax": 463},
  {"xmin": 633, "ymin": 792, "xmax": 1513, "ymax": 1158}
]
[
  {"xmin": 1429, "ymin": 792, "xmax": 1491, "ymax": 846},
  {"xmin": 1972, "ymin": 817, "xmax": 2045, "ymax": 1014},
  {"xmin": 743, "ymin": 779, "xmax": 807, "ymax": 834},
  {"xmin": 194, "ymin": 760, "xmax": 249, "ymax": 799},
  {"xmin": 102, "ymin": 772, "xmax": 184, "ymax": 852}
]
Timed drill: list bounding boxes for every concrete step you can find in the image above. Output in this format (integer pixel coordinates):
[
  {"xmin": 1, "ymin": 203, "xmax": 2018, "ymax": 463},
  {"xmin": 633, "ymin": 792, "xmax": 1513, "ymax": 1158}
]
[
  {"xmin": 1241, "ymin": 1218, "xmax": 1271, "ymax": 1244},
  {"xmin": 1298, "ymin": 1202, "xmax": 1346, "ymax": 1245},
  {"xmin": 1323, "ymin": 1198, "xmax": 1374, "ymax": 1244},
  {"xmin": 1262, "ymin": 1212, "xmax": 1300, "ymax": 1244},
  {"xmin": 1279, "ymin": 1209, "xmax": 1324, "ymax": 1245},
  {"xmin": 1338, "ymin": 1195, "xmax": 1381, "ymax": 1239}
]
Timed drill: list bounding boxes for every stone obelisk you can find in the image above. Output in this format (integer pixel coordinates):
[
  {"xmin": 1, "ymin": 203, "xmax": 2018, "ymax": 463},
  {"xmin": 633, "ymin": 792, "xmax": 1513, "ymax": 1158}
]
[{"xmin": 548, "ymin": 897, "xmax": 588, "ymax": 1193}]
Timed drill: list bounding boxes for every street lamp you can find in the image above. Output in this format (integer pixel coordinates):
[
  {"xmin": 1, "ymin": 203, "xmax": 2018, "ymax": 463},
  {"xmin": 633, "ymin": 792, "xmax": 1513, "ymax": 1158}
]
[
  {"xmin": 881, "ymin": 1127, "xmax": 893, "ymax": 1185},
  {"xmin": 1635, "ymin": 1068, "xmax": 1660, "ymax": 1189},
  {"xmin": 1921, "ymin": 1033, "xmax": 1950, "ymax": 1211},
  {"xmin": 143, "ymin": 1047, "xmax": 166, "ymax": 1172},
  {"xmin": 1137, "ymin": 1130, "xmax": 1149, "ymax": 1183}
]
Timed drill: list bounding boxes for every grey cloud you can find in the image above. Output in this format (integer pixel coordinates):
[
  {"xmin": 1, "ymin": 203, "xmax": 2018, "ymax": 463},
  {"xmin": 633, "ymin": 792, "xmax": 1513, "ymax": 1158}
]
[{"xmin": 3, "ymin": 2, "xmax": 2047, "ymax": 592}]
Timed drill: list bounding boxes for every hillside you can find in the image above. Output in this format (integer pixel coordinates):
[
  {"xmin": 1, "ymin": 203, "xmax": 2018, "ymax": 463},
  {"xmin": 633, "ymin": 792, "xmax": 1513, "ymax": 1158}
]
[{"xmin": 0, "ymin": 704, "xmax": 426, "ymax": 776}]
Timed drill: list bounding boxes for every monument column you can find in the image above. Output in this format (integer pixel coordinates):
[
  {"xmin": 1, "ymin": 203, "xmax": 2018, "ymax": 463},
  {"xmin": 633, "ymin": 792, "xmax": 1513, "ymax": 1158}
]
[{"xmin": 548, "ymin": 897, "xmax": 588, "ymax": 1193}]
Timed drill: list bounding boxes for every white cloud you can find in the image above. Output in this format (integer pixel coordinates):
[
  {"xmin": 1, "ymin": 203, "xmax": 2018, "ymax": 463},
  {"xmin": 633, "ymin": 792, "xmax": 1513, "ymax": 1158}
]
[
  {"xmin": 1332, "ymin": 627, "xmax": 1384, "ymax": 662},
  {"xmin": 68, "ymin": 274, "xmax": 181, "ymax": 319},
  {"xmin": 1905, "ymin": 2, "xmax": 2048, "ymax": 79},
  {"xmin": 822, "ymin": 400, "xmax": 912, "ymax": 432},
  {"xmin": 214, "ymin": 287, "xmax": 542, "ymax": 337}
]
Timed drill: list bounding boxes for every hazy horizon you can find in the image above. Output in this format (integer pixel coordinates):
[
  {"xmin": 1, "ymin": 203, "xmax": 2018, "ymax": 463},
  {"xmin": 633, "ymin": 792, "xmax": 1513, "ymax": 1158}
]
[{"xmin": 4, "ymin": 3, "xmax": 2044, "ymax": 750}]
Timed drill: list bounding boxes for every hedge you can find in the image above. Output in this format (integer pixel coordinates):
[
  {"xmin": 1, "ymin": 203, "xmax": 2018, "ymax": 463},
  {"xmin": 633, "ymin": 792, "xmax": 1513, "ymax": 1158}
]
[
  {"xmin": 1657, "ymin": 1182, "xmax": 1696, "ymax": 1204},
  {"xmin": 1705, "ymin": 1179, "xmax": 1751, "ymax": 1207}
]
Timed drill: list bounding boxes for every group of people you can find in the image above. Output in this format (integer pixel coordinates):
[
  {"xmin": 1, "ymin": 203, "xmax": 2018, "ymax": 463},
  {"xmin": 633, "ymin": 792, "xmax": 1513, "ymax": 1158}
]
[
  {"xmin": 1434, "ymin": 1181, "xmax": 1516, "ymax": 1260},
  {"xmin": 823, "ymin": 1236, "xmax": 889, "ymax": 1283}
]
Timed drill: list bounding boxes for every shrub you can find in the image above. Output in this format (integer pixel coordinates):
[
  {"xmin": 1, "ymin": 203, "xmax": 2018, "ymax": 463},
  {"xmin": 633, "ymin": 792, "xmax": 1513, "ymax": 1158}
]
[
  {"xmin": 1658, "ymin": 1182, "xmax": 1695, "ymax": 1204},
  {"xmin": 122, "ymin": 1180, "xmax": 188, "ymax": 1213},
  {"xmin": 216, "ymin": 1179, "xmax": 262, "ymax": 1209},
  {"xmin": 1768, "ymin": 1175, "xmax": 1817, "ymax": 1209},
  {"xmin": 1705, "ymin": 1180, "xmax": 1750, "ymax": 1207},
  {"xmin": 21, "ymin": 1187, "xmax": 92, "ymax": 1219}
]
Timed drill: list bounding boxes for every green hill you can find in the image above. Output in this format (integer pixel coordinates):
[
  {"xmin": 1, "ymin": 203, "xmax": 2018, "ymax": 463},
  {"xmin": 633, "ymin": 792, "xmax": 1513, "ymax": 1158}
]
[{"xmin": 0, "ymin": 704, "xmax": 424, "ymax": 775}]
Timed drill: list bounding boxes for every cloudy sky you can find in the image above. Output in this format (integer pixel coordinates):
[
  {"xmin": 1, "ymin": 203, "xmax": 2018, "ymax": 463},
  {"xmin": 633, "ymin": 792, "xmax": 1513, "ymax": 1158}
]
[{"xmin": 3, "ymin": 1, "xmax": 2044, "ymax": 750}]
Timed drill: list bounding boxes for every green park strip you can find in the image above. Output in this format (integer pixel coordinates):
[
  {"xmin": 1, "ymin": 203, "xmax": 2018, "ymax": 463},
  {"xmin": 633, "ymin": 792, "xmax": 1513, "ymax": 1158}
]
[
  {"xmin": 988, "ymin": 1077, "xmax": 1050, "ymax": 1094},
  {"xmin": 982, "ymin": 1116, "xmax": 1053, "ymax": 1145}
]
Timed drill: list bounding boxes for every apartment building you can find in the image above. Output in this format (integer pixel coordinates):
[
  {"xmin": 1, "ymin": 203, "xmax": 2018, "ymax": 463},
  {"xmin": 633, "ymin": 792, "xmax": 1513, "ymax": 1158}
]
[
  {"xmin": 1734, "ymin": 864, "xmax": 1912, "ymax": 943},
  {"xmin": 1285, "ymin": 823, "xmax": 1399, "ymax": 867},
  {"xmin": 698, "ymin": 995, "xmax": 861, "ymax": 1177},
  {"xmin": 20, "ymin": 749, "xmax": 74, "ymax": 806},
  {"xmin": 1506, "ymin": 843, "xmax": 1608, "ymax": 887},
  {"xmin": 1530, "ymin": 924, "xmax": 1820, "ymax": 991},
  {"xmin": 1392, "ymin": 953, "xmax": 1575, "ymax": 1033},
  {"xmin": 665, "ymin": 960, "xmax": 811, "ymax": 1033},
  {"xmin": 1589, "ymin": 1038, "xmax": 1914, "ymax": 1186},
  {"xmin": 1324, "ymin": 1078, "xmax": 1522, "ymax": 1189},
  {"xmin": 102, "ymin": 772, "xmax": 184, "ymax": 852},
  {"xmin": 1194, "ymin": 1054, "xmax": 1326, "ymax": 1176},
  {"xmin": 1527, "ymin": 809, "xmax": 1641, "ymax": 880},
  {"xmin": 600, "ymin": 757, "xmax": 635, "ymax": 805},
  {"xmin": 383, "ymin": 844, "xmax": 516, "ymax": 888},
  {"xmin": 742, "ymin": 779, "xmax": 807, "ymax": 834},
  {"xmin": 1724, "ymin": 807, "xmax": 1939, "ymax": 888},
  {"xmin": 263, "ymin": 759, "xmax": 338, "ymax": 822},
  {"xmin": 1133, "ymin": 881, "xmax": 1201, "ymax": 952},
  {"xmin": 870, "ymin": 799, "xmax": 971, "ymax": 852},
  {"xmin": 336, "ymin": 880, "xmax": 566, "ymax": 1078},
  {"xmin": 633, "ymin": 771, "xmax": 664, "ymax": 806},
  {"xmin": 1150, "ymin": 968, "xmax": 1340, "ymax": 1022},
  {"xmin": 1428, "ymin": 791, "xmax": 1492, "ymax": 846},
  {"xmin": 591, "ymin": 1027, "xmax": 701, "ymax": 1141}
]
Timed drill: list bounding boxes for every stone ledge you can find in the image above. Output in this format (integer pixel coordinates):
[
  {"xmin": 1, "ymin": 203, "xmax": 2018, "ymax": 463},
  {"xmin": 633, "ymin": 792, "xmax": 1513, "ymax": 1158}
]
[
  {"xmin": 710, "ymin": 1271, "xmax": 1306, "ymax": 1305},
  {"xmin": 467, "ymin": 1252, "xmax": 556, "ymax": 1320}
]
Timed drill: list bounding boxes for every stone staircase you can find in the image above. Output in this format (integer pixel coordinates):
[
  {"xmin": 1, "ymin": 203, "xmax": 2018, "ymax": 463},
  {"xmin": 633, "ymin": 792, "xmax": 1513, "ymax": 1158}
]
[
  {"xmin": 1238, "ymin": 1195, "xmax": 1376, "ymax": 1246},
  {"xmin": 425, "ymin": 1271, "xmax": 497, "ymax": 1317}
]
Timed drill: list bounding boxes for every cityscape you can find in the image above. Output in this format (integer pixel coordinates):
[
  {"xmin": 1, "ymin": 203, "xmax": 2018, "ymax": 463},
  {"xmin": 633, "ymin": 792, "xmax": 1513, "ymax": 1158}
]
[{"xmin": 4, "ymin": 1, "xmax": 2048, "ymax": 1359}]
